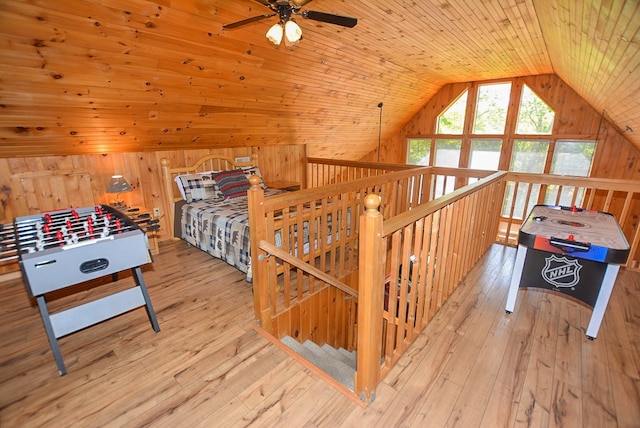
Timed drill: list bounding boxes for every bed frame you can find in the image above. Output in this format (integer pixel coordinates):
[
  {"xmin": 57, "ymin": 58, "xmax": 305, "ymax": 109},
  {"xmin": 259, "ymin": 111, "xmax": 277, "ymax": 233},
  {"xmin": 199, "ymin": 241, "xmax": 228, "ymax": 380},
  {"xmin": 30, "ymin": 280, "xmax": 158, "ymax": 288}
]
[{"xmin": 160, "ymin": 155, "xmax": 259, "ymax": 237}]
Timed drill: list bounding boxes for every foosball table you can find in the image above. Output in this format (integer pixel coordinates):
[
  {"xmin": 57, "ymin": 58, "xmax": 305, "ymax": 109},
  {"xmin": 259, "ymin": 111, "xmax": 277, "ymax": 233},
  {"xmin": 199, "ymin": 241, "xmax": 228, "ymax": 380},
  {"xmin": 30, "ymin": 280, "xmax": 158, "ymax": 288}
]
[{"xmin": 10, "ymin": 204, "xmax": 161, "ymax": 375}]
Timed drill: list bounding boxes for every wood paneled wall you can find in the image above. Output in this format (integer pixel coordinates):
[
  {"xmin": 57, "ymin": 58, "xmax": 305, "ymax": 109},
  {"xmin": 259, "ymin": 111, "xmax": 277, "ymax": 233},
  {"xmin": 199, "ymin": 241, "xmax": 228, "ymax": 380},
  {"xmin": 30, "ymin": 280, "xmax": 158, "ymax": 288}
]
[
  {"xmin": 376, "ymin": 74, "xmax": 640, "ymax": 181},
  {"xmin": 0, "ymin": 145, "xmax": 307, "ymax": 241}
]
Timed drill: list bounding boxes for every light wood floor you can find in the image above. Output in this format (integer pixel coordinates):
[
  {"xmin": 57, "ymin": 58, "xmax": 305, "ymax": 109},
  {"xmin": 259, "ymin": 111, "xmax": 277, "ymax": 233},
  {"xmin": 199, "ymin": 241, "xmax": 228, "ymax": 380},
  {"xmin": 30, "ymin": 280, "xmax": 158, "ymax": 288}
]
[{"xmin": 1, "ymin": 241, "xmax": 639, "ymax": 427}]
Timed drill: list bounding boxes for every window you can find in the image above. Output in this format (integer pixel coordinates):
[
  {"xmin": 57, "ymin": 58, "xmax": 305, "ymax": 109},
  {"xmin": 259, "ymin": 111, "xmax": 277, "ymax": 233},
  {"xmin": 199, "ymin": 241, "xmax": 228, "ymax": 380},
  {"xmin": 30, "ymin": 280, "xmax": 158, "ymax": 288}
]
[
  {"xmin": 516, "ymin": 85, "xmax": 554, "ymax": 134},
  {"xmin": 437, "ymin": 91, "xmax": 467, "ymax": 134},
  {"xmin": 509, "ymin": 139, "xmax": 550, "ymax": 172},
  {"xmin": 469, "ymin": 139, "xmax": 502, "ymax": 170},
  {"xmin": 504, "ymin": 140, "xmax": 550, "ymax": 218},
  {"xmin": 473, "ymin": 83, "xmax": 511, "ymax": 134},
  {"xmin": 545, "ymin": 140, "xmax": 597, "ymax": 206},
  {"xmin": 434, "ymin": 139, "xmax": 461, "ymax": 167},
  {"xmin": 407, "ymin": 139, "xmax": 431, "ymax": 165},
  {"xmin": 550, "ymin": 140, "xmax": 596, "ymax": 176},
  {"xmin": 433, "ymin": 139, "xmax": 461, "ymax": 197},
  {"xmin": 405, "ymin": 78, "xmax": 598, "ymax": 210}
]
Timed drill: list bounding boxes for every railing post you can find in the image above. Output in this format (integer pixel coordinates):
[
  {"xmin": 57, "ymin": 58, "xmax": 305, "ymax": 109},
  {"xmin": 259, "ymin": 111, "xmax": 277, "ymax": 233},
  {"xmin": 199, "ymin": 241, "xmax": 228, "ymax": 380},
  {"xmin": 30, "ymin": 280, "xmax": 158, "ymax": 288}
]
[
  {"xmin": 247, "ymin": 175, "xmax": 272, "ymax": 331},
  {"xmin": 159, "ymin": 158, "xmax": 177, "ymax": 240},
  {"xmin": 355, "ymin": 194, "xmax": 384, "ymax": 403}
]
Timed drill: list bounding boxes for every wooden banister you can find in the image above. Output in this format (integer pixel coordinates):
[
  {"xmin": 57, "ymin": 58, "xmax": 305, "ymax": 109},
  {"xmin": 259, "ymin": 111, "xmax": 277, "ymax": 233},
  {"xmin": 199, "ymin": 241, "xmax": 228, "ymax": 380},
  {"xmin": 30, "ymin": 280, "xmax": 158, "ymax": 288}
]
[
  {"xmin": 258, "ymin": 240, "xmax": 358, "ymax": 299},
  {"xmin": 247, "ymin": 160, "xmax": 640, "ymax": 404},
  {"xmin": 248, "ymin": 176, "xmax": 272, "ymax": 330},
  {"xmin": 355, "ymin": 194, "xmax": 385, "ymax": 403}
]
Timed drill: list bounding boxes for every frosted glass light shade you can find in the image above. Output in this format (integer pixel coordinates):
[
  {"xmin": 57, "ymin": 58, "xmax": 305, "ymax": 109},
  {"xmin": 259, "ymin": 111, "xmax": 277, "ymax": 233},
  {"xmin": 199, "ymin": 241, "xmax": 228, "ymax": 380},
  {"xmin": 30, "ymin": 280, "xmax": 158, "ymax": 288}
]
[
  {"xmin": 284, "ymin": 20, "xmax": 302, "ymax": 43},
  {"xmin": 266, "ymin": 23, "xmax": 283, "ymax": 45}
]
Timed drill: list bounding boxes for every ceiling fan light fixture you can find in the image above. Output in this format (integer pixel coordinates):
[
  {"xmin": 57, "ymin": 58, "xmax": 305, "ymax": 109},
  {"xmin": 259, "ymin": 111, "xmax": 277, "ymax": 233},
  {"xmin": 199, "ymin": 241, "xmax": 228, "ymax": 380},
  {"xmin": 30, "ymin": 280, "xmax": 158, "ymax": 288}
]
[
  {"xmin": 266, "ymin": 22, "xmax": 283, "ymax": 45},
  {"xmin": 284, "ymin": 20, "xmax": 302, "ymax": 43},
  {"xmin": 224, "ymin": 1, "xmax": 357, "ymax": 47}
]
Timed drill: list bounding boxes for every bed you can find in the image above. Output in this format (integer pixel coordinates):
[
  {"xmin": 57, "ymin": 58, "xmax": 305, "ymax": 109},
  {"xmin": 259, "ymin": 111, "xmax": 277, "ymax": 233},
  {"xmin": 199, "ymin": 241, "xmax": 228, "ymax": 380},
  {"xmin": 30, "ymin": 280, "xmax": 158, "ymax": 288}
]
[{"xmin": 160, "ymin": 155, "xmax": 288, "ymax": 281}]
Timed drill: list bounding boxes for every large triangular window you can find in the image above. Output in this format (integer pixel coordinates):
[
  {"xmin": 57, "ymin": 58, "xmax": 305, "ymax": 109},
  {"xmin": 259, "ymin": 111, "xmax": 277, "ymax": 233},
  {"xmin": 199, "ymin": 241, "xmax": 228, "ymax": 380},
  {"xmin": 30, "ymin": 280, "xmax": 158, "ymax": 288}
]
[
  {"xmin": 436, "ymin": 90, "xmax": 467, "ymax": 134},
  {"xmin": 515, "ymin": 85, "xmax": 555, "ymax": 134}
]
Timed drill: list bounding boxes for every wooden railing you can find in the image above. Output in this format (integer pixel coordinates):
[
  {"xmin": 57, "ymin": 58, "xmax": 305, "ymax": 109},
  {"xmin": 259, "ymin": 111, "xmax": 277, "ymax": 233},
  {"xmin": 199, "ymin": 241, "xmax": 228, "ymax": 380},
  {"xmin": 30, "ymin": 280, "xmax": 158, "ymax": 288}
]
[
  {"xmin": 248, "ymin": 160, "xmax": 640, "ymax": 403},
  {"xmin": 355, "ymin": 170, "xmax": 639, "ymax": 402},
  {"xmin": 498, "ymin": 172, "xmax": 640, "ymax": 268},
  {"xmin": 306, "ymin": 157, "xmax": 419, "ymax": 188},
  {"xmin": 247, "ymin": 167, "xmax": 436, "ymax": 349},
  {"xmin": 355, "ymin": 171, "xmax": 507, "ymax": 402}
]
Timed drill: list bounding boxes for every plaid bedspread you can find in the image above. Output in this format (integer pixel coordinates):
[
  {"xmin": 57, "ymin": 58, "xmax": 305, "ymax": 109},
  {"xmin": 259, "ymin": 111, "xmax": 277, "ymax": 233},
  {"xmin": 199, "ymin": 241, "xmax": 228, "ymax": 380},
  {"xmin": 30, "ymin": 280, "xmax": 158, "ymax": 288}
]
[
  {"xmin": 180, "ymin": 190, "xmax": 351, "ymax": 282},
  {"xmin": 180, "ymin": 189, "xmax": 284, "ymax": 282}
]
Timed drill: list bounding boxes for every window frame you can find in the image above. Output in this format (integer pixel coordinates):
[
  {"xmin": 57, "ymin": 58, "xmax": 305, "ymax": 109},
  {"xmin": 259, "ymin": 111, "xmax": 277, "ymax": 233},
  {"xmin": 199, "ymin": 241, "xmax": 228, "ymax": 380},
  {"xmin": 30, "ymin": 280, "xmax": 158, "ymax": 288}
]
[{"xmin": 405, "ymin": 80, "xmax": 597, "ymax": 178}]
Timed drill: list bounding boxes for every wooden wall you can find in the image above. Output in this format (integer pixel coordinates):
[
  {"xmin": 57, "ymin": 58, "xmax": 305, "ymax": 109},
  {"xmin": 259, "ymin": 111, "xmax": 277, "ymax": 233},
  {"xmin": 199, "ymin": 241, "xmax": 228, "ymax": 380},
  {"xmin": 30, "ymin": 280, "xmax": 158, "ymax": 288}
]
[
  {"xmin": 0, "ymin": 144, "xmax": 307, "ymax": 241},
  {"xmin": 376, "ymin": 74, "xmax": 640, "ymax": 182}
]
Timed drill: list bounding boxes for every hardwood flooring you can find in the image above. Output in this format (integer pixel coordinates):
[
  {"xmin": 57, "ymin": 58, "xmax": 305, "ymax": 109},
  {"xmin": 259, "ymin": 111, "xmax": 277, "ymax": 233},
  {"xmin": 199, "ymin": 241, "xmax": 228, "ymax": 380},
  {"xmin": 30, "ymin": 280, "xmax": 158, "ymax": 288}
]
[{"xmin": 1, "ymin": 241, "xmax": 639, "ymax": 427}]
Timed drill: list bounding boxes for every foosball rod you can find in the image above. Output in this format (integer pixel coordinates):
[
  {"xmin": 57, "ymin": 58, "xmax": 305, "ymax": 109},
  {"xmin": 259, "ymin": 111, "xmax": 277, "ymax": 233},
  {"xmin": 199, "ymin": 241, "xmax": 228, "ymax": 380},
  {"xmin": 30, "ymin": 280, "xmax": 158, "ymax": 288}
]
[
  {"xmin": 13, "ymin": 204, "xmax": 117, "ymax": 227},
  {"xmin": 14, "ymin": 207, "xmax": 99, "ymax": 224},
  {"xmin": 7, "ymin": 223, "xmax": 140, "ymax": 249},
  {"xmin": 0, "ymin": 253, "xmax": 18, "ymax": 264},
  {"xmin": 9, "ymin": 226, "xmax": 110, "ymax": 246},
  {"xmin": 13, "ymin": 214, "xmax": 138, "ymax": 237},
  {"xmin": 0, "ymin": 224, "xmax": 16, "ymax": 237},
  {"xmin": 0, "ymin": 245, "xmax": 18, "ymax": 262},
  {"xmin": 12, "ymin": 212, "xmax": 116, "ymax": 232},
  {"xmin": 15, "ymin": 217, "xmax": 128, "ymax": 237}
]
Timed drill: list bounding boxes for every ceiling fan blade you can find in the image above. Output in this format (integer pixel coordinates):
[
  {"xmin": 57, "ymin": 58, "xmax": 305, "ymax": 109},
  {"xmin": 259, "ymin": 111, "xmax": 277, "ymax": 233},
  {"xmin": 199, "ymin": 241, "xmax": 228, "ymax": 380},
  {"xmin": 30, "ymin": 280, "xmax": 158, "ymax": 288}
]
[
  {"xmin": 301, "ymin": 10, "xmax": 357, "ymax": 28},
  {"xmin": 223, "ymin": 13, "xmax": 276, "ymax": 29}
]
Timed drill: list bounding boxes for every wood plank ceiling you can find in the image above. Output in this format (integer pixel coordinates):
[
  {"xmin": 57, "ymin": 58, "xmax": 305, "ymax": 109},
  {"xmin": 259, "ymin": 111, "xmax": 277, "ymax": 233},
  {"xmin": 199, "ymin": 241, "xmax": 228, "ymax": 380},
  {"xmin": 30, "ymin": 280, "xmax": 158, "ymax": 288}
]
[{"xmin": 0, "ymin": 0, "xmax": 639, "ymax": 159}]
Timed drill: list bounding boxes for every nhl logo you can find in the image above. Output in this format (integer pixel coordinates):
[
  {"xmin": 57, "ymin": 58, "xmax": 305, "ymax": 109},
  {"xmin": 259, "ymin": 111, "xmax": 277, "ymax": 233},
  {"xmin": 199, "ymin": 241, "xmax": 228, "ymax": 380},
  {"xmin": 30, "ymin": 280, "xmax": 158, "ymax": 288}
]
[{"xmin": 541, "ymin": 255, "xmax": 582, "ymax": 288}]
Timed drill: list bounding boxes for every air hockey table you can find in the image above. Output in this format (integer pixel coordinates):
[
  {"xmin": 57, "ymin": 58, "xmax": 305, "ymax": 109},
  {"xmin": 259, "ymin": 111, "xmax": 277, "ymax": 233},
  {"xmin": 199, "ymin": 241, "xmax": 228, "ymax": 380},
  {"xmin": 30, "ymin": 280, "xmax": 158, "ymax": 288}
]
[{"xmin": 505, "ymin": 204, "xmax": 630, "ymax": 339}]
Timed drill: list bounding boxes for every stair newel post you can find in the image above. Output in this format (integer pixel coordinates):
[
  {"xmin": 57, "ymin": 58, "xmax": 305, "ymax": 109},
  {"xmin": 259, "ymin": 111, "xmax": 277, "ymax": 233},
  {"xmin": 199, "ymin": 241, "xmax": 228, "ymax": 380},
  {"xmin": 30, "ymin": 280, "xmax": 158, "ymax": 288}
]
[
  {"xmin": 247, "ymin": 175, "xmax": 272, "ymax": 331},
  {"xmin": 355, "ymin": 194, "xmax": 385, "ymax": 403}
]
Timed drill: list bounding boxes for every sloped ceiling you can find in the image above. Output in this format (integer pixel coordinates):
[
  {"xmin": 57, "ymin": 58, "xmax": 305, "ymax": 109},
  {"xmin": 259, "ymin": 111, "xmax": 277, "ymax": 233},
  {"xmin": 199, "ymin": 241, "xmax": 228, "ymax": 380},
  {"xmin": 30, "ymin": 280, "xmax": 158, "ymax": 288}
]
[{"xmin": 0, "ymin": 0, "xmax": 638, "ymax": 159}]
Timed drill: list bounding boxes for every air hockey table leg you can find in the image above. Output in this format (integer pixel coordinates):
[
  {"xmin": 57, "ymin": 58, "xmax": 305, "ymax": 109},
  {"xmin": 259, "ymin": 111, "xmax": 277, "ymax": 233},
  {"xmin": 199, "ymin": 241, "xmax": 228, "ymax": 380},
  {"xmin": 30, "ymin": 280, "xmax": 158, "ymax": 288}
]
[
  {"xmin": 585, "ymin": 264, "xmax": 620, "ymax": 340},
  {"xmin": 505, "ymin": 244, "xmax": 528, "ymax": 314}
]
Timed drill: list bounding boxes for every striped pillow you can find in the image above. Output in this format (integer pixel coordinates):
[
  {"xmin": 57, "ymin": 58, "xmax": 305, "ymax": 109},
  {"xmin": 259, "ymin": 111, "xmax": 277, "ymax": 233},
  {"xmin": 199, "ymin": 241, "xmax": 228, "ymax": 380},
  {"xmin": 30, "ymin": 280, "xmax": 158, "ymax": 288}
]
[{"xmin": 213, "ymin": 169, "xmax": 252, "ymax": 199}]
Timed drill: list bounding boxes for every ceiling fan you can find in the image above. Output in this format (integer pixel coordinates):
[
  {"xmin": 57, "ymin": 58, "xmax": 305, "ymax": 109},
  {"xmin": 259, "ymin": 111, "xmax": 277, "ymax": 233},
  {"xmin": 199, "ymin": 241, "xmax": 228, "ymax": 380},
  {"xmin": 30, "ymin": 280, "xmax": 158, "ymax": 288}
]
[{"xmin": 223, "ymin": 0, "xmax": 358, "ymax": 46}]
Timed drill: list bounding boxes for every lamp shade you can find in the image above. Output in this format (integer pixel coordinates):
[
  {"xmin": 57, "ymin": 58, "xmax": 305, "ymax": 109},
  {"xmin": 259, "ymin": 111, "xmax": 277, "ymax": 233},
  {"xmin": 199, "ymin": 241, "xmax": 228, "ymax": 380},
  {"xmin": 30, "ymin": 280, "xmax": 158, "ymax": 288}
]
[
  {"xmin": 266, "ymin": 23, "xmax": 283, "ymax": 45},
  {"xmin": 106, "ymin": 175, "xmax": 133, "ymax": 193},
  {"xmin": 284, "ymin": 20, "xmax": 302, "ymax": 43}
]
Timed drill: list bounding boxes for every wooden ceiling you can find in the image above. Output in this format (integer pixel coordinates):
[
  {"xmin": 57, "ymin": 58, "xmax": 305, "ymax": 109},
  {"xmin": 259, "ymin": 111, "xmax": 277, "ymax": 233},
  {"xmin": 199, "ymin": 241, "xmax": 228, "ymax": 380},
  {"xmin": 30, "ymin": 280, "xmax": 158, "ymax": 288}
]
[{"xmin": 0, "ymin": 0, "xmax": 639, "ymax": 159}]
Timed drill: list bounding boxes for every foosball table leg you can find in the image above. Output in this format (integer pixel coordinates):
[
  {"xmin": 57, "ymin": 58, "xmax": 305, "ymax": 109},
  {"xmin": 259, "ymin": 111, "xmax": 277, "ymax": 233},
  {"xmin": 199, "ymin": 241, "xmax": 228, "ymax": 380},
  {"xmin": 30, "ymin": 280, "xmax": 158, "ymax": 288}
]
[
  {"xmin": 35, "ymin": 295, "xmax": 67, "ymax": 375},
  {"xmin": 131, "ymin": 266, "xmax": 160, "ymax": 333}
]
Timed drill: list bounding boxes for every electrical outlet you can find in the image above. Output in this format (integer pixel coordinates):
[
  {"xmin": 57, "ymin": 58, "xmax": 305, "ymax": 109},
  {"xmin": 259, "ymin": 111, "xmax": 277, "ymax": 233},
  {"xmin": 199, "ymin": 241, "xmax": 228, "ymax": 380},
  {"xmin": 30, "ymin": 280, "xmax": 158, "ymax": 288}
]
[
  {"xmin": 153, "ymin": 207, "xmax": 160, "ymax": 217},
  {"xmin": 235, "ymin": 156, "xmax": 251, "ymax": 163}
]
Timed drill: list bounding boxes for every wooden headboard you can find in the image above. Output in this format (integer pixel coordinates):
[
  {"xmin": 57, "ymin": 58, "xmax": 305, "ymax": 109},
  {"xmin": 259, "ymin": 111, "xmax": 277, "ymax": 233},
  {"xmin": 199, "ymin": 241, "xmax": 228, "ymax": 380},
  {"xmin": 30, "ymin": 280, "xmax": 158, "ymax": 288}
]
[{"xmin": 159, "ymin": 154, "xmax": 259, "ymax": 236}]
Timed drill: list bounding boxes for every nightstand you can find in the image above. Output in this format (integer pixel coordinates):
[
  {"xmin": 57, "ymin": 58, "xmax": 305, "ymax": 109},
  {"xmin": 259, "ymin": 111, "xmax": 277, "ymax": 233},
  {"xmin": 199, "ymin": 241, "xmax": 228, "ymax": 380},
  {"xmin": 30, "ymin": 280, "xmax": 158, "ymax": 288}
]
[
  {"xmin": 267, "ymin": 181, "xmax": 301, "ymax": 191},
  {"xmin": 118, "ymin": 206, "xmax": 160, "ymax": 255}
]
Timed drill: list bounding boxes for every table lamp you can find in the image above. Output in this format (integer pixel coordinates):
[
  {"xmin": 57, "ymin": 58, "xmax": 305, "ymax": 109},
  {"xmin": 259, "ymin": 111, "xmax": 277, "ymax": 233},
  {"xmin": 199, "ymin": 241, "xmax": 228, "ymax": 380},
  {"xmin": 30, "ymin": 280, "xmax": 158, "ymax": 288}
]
[{"xmin": 106, "ymin": 175, "xmax": 133, "ymax": 208}]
